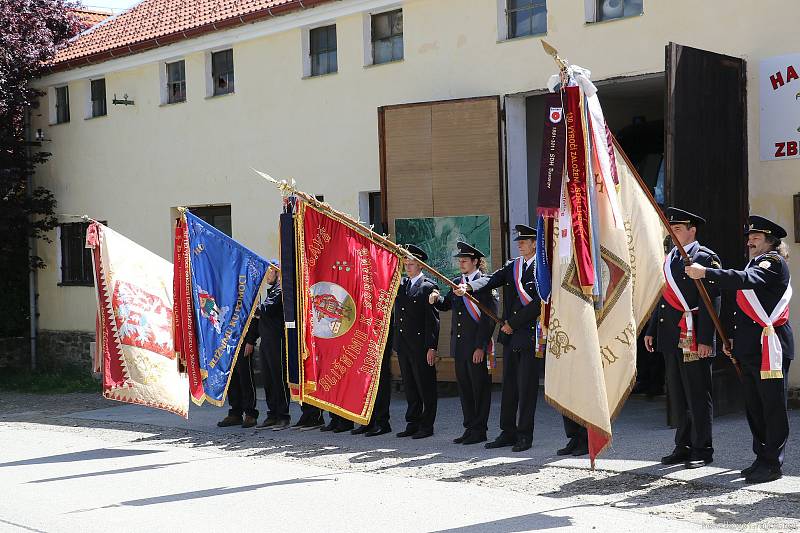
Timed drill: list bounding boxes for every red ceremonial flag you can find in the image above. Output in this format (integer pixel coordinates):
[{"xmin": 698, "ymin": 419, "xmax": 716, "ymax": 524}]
[{"xmin": 296, "ymin": 202, "xmax": 401, "ymax": 424}]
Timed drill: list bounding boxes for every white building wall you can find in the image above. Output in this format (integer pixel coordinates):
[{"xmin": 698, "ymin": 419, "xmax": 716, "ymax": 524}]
[{"xmin": 32, "ymin": 0, "xmax": 800, "ymax": 382}]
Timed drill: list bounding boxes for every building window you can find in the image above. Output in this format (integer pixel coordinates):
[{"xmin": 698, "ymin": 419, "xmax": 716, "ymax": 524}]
[
  {"xmin": 368, "ymin": 191, "xmax": 383, "ymax": 234},
  {"xmin": 310, "ymin": 25, "xmax": 338, "ymax": 76},
  {"xmin": 192, "ymin": 205, "xmax": 232, "ymax": 236},
  {"xmin": 211, "ymin": 49, "xmax": 234, "ymax": 96},
  {"xmin": 593, "ymin": 0, "xmax": 643, "ymax": 22},
  {"xmin": 59, "ymin": 222, "xmax": 95, "ymax": 286},
  {"xmin": 506, "ymin": 0, "xmax": 547, "ymax": 39},
  {"xmin": 371, "ymin": 9, "xmax": 403, "ymax": 64},
  {"xmin": 55, "ymin": 86, "xmax": 70, "ymax": 124},
  {"xmin": 90, "ymin": 78, "xmax": 107, "ymax": 117},
  {"xmin": 166, "ymin": 60, "xmax": 186, "ymax": 103}
]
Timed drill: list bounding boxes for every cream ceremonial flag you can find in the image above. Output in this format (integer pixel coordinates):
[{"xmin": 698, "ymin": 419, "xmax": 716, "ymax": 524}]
[
  {"xmin": 87, "ymin": 222, "xmax": 190, "ymax": 418},
  {"xmin": 545, "ymin": 141, "xmax": 665, "ymax": 465}
]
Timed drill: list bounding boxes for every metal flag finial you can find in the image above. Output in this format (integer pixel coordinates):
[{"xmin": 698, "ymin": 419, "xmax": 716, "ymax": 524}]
[{"xmin": 540, "ymin": 39, "xmax": 569, "ymax": 72}]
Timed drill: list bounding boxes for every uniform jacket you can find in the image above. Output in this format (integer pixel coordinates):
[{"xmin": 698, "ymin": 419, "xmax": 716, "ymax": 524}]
[
  {"xmin": 245, "ymin": 283, "xmax": 284, "ymax": 352},
  {"xmin": 468, "ymin": 258, "xmax": 540, "ymax": 351},
  {"xmin": 646, "ymin": 241, "xmax": 722, "ymax": 353},
  {"xmin": 433, "ymin": 272, "xmax": 498, "ymax": 359},
  {"xmin": 705, "ymin": 251, "xmax": 794, "ymax": 361},
  {"xmin": 393, "ymin": 275, "xmax": 440, "ymax": 355}
]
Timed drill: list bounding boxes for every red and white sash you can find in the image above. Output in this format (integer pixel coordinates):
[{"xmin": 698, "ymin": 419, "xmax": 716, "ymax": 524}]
[
  {"xmin": 513, "ymin": 257, "xmax": 534, "ymax": 305},
  {"xmin": 460, "ymin": 273, "xmax": 495, "ymax": 371},
  {"xmin": 735, "ymin": 280, "xmax": 792, "ymax": 379},
  {"xmin": 661, "ymin": 249, "xmax": 699, "ymax": 360},
  {"xmin": 462, "ymin": 274, "xmax": 482, "ymax": 322}
]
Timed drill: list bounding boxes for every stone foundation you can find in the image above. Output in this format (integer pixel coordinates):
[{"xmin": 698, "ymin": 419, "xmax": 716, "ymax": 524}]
[
  {"xmin": 0, "ymin": 337, "xmax": 31, "ymax": 369},
  {"xmin": 37, "ymin": 330, "xmax": 95, "ymax": 373}
]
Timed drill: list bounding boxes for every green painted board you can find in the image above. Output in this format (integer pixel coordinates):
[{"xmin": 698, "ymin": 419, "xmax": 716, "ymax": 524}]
[{"xmin": 394, "ymin": 215, "xmax": 491, "ymax": 279}]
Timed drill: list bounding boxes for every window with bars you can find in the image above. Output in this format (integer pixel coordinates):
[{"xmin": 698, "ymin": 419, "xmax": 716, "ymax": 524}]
[
  {"xmin": 595, "ymin": 0, "xmax": 643, "ymax": 21},
  {"xmin": 55, "ymin": 86, "xmax": 70, "ymax": 124},
  {"xmin": 310, "ymin": 25, "xmax": 338, "ymax": 76},
  {"xmin": 59, "ymin": 222, "xmax": 100, "ymax": 286},
  {"xmin": 90, "ymin": 79, "xmax": 107, "ymax": 117},
  {"xmin": 371, "ymin": 9, "xmax": 403, "ymax": 64},
  {"xmin": 212, "ymin": 49, "xmax": 234, "ymax": 96},
  {"xmin": 507, "ymin": 0, "xmax": 547, "ymax": 39},
  {"xmin": 192, "ymin": 205, "xmax": 232, "ymax": 237},
  {"xmin": 166, "ymin": 60, "xmax": 186, "ymax": 103}
]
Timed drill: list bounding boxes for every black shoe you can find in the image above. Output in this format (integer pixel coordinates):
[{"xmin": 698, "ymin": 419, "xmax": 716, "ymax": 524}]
[
  {"xmin": 396, "ymin": 427, "xmax": 419, "ymax": 438},
  {"xmin": 411, "ymin": 429, "xmax": 434, "ymax": 440},
  {"xmin": 320, "ymin": 420, "xmax": 337, "ymax": 432},
  {"xmin": 292, "ymin": 416, "xmax": 309, "ymax": 428},
  {"xmin": 557, "ymin": 437, "xmax": 578, "ymax": 456},
  {"xmin": 685, "ymin": 458, "xmax": 712, "ymax": 469},
  {"xmin": 272, "ymin": 418, "xmax": 291, "ymax": 430},
  {"xmin": 257, "ymin": 417, "xmax": 278, "ymax": 429},
  {"xmin": 745, "ymin": 465, "xmax": 782, "ymax": 484},
  {"xmin": 660, "ymin": 448, "xmax": 690, "ymax": 465},
  {"xmin": 453, "ymin": 430, "xmax": 470, "ymax": 444},
  {"xmin": 302, "ymin": 416, "xmax": 324, "ymax": 430},
  {"xmin": 365, "ymin": 425, "xmax": 391, "ymax": 437},
  {"xmin": 462, "ymin": 432, "xmax": 487, "ymax": 445},
  {"xmin": 351, "ymin": 424, "xmax": 372, "ymax": 435},
  {"xmin": 333, "ymin": 421, "xmax": 355, "ymax": 433},
  {"xmin": 741, "ymin": 459, "xmax": 761, "ymax": 477},
  {"xmin": 512, "ymin": 436, "xmax": 532, "ymax": 453},
  {"xmin": 571, "ymin": 439, "xmax": 589, "ymax": 457},
  {"xmin": 217, "ymin": 415, "xmax": 243, "ymax": 427},
  {"xmin": 485, "ymin": 434, "xmax": 516, "ymax": 449}
]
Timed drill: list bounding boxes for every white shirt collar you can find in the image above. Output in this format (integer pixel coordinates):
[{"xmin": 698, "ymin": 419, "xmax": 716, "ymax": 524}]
[
  {"xmin": 525, "ymin": 256, "xmax": 535, "ymax": 268},
  {"xmin": 462, "ymin": 270, "xmax": 480, "ymax": 282},
  {"xmin": 409, "ymin": 272, "xmax": 425, "ymax": 286},
  {"xmin": 672, "ymin": 240, "xmax": 699, "ymax": 255}
]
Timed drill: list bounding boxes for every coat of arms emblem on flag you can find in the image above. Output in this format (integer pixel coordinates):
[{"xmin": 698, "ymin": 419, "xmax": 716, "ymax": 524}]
[
  {"xmin": 86, "ymin": 222, "xmax": 189, "ymax": 418},
  {"xmin": 173, "ymin": 210, "xmax": 270, "ymax": 406},
  {"xmin": 293, "ymin": 200, "xmax": 402, "ymax": 424}
]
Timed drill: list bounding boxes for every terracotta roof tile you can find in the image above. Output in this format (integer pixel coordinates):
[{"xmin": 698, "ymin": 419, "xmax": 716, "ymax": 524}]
[
  {"xmin": 53, "ymin": 0, "xmax": 337, "ymax": 71},
  {"xmin": 71, "ymin": 8, "xmax": 112, "ymax": 28}
]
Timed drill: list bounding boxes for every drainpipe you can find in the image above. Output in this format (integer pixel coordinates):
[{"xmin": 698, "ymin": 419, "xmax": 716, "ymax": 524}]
[{"xmin": 24, "ymin": 108, "xmax": 38, "ymax": 371}]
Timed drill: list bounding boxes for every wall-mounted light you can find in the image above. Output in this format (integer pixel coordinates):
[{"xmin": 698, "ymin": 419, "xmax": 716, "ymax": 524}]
[{"xmin": 35, "ymin": 128, "xmax": 45, "ymax": 141}]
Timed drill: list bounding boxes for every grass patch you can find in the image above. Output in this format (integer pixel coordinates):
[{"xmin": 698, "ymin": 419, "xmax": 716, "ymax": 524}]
[{"xmin": 0, "ymin": 368, "xmax": 101, "ymax": 394}]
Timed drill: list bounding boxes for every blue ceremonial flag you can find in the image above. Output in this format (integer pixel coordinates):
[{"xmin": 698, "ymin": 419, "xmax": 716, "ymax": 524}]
[
  {"xmin": 535, "ymin": 214, "xmax": 552, "ymax": 304},
  {"xmin": 178, "ymin": 210, "xmax": 269, "ymax": 406}
]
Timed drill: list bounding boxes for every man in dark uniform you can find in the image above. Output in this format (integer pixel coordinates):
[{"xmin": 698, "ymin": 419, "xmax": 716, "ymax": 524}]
[
  {"xmin": 394, "ymin": 244, "xmax": 440, "ymax": 440},
  {"xmin": 430, "ymin": 241, "xmax": 498, "ymax": 445},
  {"xmin": 686, "ymin": 215, "xmax": 794, "ymax": 483},
  {"xmin": 462, "ymin": 224, "xmax": 541, "ymax": 453},
  {"xmin": 351, "ymin": 314, "xmax": 394, "ymax": 437},
  {"xmin": 217, "ymin": 340, "xmax": 259, "ymax": 428},
  {"xmin": 247, "ymin": 262, "xmax": 292, "ymax": 430},
  {"xmin": 645, "ymin": 207, "xmax": 721, "ymax": 469}
]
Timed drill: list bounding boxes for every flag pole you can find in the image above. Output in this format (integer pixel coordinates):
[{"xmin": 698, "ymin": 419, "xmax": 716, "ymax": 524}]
[
  {"xmin": 254, "ymin": 170, "xmax": 503, "ymax": 324},
  {"xmin": 539, "ymin": 40, "xmax": 739, "ymax": 375},
  {"xmin": 611, "ymin": 137, "xmax": 740, "ymax": 375}
]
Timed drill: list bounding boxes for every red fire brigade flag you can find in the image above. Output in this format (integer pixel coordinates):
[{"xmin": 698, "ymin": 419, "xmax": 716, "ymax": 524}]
[{"xmin": 295, "ymin": 201, "xmax": 401, "ymax": 424}]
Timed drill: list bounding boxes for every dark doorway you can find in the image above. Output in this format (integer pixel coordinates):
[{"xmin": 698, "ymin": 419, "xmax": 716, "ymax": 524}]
[{"xmin": 666, "ymin": 42, "xmax": 749, "ymax": 416}]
